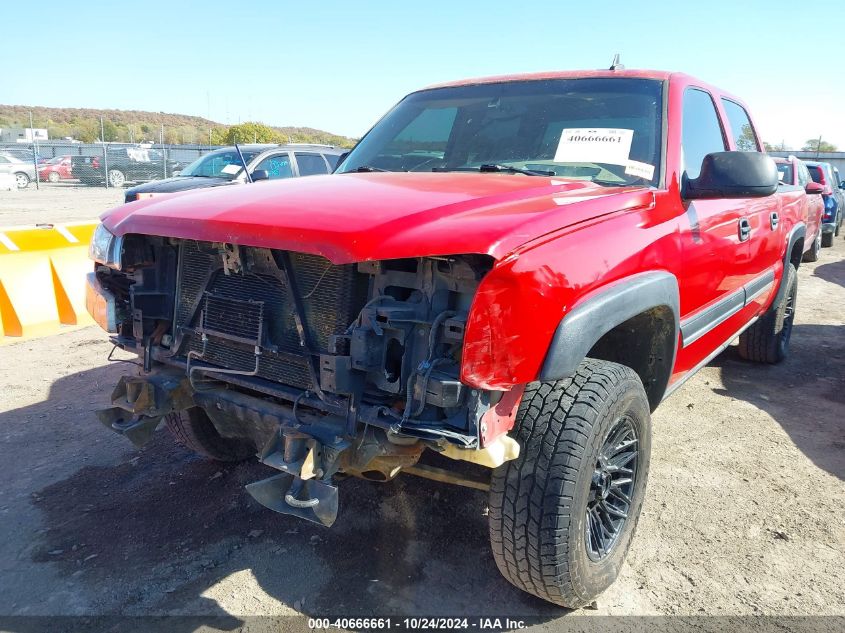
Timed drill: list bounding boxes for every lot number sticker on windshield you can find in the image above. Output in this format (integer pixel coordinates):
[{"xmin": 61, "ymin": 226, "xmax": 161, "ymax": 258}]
[
  {"xmin": 220, "ymin": 164, "xmax": 242, "ymax": 175},
  {"xmin": 554, "ymin": 128, "xmax": 634, "ymax": 165}
]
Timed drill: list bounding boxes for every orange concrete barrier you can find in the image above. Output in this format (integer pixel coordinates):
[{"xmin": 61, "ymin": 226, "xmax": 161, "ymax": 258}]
[{"xmin": 0, "ymin": 222, "xmax": 98, "ymax": 341}]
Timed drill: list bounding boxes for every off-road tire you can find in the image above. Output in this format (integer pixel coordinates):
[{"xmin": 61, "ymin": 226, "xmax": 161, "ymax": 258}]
[
  {"xmin": 738, "ymin": 263, "xmax": 797, "ymax": 363},
  {"xmin": 802, "ymin": 232, "xmax": 821, "ymax": 262},
  {"xmin": 488, "ymin": 359, "xmax": 651, "ymax": 608},
  {"xmin": 165, "ymin": 407, "xmax": 253, "ymax": 462},
  {"xmin": 821, "ymin": 232, "xmax": 833, "ymax": 248}
]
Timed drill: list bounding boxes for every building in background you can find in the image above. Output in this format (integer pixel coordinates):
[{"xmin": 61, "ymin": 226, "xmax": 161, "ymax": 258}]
[{"xmin": 0, "ymin": 127, "xmax": 49, "ymax": 143}]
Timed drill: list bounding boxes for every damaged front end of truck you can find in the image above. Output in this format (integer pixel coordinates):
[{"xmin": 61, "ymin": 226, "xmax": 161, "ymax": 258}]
[{"xmin": 87, "ymin": 225, "xmax": 521, "ymax": 526}]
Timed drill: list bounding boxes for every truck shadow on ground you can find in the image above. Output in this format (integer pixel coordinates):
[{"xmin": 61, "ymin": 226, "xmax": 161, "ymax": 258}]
[
  {"xmin": 812, "ymin": 257, "xmax": 845, "ymax": 288},
  {"xmin": 16, "ymin": 364, "xmax": 566, "ymax": 629},
  {"xmin": 711, "ymin": 324, "xmax": 845, "ymax": 481}
]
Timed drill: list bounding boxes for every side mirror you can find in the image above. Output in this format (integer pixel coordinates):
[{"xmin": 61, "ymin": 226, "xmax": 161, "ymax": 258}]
[
  {"xmin": 333, "ymin": 152, "xmax": 350, "ymax": 172},
  {"xmin": 684, "ymin": 151, "xmax": 778, "ymax": 199},
  {"xmin": 805, "ymin": 182, "xmax": 825, "ymax": 195},
  {"xmin": 251, "ymin": 169, "xmax": 269, "ymax": 182},
  {"xmin": 839, "ymin": 181, "xmax": 845, "ymax": 190}
]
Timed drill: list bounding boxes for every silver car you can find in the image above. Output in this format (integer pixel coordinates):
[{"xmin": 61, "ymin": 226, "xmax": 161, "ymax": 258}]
[{"xmin": 0, "ymin": 151, "xmax": 37, "ymax": 189}]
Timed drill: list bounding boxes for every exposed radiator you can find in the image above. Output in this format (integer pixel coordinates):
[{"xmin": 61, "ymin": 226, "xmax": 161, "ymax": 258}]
[{"xmin": 175, "ymin": 240, "xmax": 367, "ymax": 389}]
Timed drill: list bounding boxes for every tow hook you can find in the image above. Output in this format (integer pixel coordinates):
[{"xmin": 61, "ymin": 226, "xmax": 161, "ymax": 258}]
[
  {"xmin": 245, "ymin": 427, "xmax": 345, "ymax": 526},
  {"xmin": 96, "ymin": 407, "xmax": 163, "ymax": 448}
]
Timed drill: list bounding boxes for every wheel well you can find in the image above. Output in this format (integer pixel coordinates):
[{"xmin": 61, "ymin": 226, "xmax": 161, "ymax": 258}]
[
  {"xmin": 586, "ymin": 306, "xmax": 675, "ymax": 410},
  {"xmin": 789, "ymin": 237, "xmax": 804, "ymax": 269}
]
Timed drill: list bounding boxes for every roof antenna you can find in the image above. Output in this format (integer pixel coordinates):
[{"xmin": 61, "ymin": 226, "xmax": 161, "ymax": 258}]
[{"xmin": 609, "ymin": 54, "xmax": 625, "ymax": 71}]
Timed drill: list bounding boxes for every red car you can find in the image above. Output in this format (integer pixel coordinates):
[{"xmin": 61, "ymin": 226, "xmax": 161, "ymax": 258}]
[
  {"xmin": 774, "ymin": 156, "xmax": 825, "ymax": 260},
  {"xmin": 38, "ymin": 155, "xmax": 73, "ymax": 182},
  {"xmin": 87, "ymin": 69, "xmax": 802, "ymax": 608}
]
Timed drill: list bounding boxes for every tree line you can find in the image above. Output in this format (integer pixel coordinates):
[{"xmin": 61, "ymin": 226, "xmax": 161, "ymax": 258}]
[{"xmin": 0, "ymin": 105, "xmax": 356, "ymax": 148}]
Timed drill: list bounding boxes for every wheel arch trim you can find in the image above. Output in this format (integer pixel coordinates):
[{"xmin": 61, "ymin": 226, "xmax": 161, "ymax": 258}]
[
  {"xmin": 539, "ymin": 271, "xmax": 680, "ymax": 405},
  {"xmin": 772, "ymin": 222, "xmax": 805, "ymax": 310}
]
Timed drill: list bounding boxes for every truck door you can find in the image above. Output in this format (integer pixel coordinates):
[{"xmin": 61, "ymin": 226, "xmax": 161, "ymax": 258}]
[
  {"xmin": 677, "ymin": 88, "xmax": 750, "ymax": 349},
  {"xmin": 720, "ymin": 98, "xmax": 781, "ymax": 314}
]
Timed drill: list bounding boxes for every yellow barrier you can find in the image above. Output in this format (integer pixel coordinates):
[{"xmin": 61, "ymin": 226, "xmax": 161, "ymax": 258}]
[{"xmin": 0, "ymin": 222, "xmax": 98, "ymax": 341}]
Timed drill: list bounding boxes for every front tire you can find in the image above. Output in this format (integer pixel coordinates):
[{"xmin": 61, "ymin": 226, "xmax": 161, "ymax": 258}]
[
  {"xmin": 14, "ymin": 172, "xmax": 30, "ymax": 189},
  {"xmin": 738, "ymin": 263, "xmax": 797, "ymax": 363},
  {"xmin": 165, "ymin": 407, "xmax": 253, "ymax": 462},
  {"xmin": 488, "ymin": 359, "xmax": 651, "ymax": 608},
  {"xmin": 821, "ymin": 232, "xmax": 833, "ymax": 248}
]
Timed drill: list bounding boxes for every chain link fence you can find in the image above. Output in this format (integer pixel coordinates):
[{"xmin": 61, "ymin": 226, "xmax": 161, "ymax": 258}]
[{"xmin": 0, "ymin": 139, "xmax": 218, "ymax": 190}]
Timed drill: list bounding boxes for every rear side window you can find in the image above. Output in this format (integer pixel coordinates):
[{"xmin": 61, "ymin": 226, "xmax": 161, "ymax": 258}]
[
  {"xmin": 721, "ymin": 99, "xmax": 759, "ymax": 151},
  {"xmin": 776, "ymin": 163, "xmax": 793, "ymax": 185},
  {"xmin": 681, "ymin": 88, "xmax": 726, "ymax": 180},
  {"xmin": 807, "ymin": 165, "xmax": 823, "ymax": 184},
  {"xmin": 797, "ymin": 162, "xmax": 809, "ymax": 187},
  {"xmin": 295, "ymin": 153, "xmax": 329, "ymax": 176}
]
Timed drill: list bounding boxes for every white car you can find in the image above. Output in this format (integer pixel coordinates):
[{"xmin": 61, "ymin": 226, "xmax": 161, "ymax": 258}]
[{"xmin": 0, "ymin": 152, "xmax": 37, "ymax": 189}]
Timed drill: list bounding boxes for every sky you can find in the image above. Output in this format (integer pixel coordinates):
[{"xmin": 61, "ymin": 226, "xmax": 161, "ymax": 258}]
[{"xmin": 3, "ymin": 0, "xmax": 844, "ymax": 149}]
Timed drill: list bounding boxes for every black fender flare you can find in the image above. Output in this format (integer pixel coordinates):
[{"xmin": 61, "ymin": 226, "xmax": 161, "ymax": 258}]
[
  {"xmin": 540, "ymin": 271, "xmax": 680, "ymax": 407},
  {"xmin": 771, "ymin": 222, "xmax": 805, "ymax": 310}
]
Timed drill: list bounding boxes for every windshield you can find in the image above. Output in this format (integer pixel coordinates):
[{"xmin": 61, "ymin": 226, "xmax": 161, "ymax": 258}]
[
  {"xmin": 338, "ymin": 77, "xmax": 664, "ymax": 186},
  {"xmin": 179, "ymin": 149, "xmax": 264, "ymax": 180}
]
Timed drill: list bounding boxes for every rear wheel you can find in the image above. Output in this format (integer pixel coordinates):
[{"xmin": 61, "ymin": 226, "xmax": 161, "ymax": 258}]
[
  {"xmin": 803, "ymin": 232, "xmax": 821, "ymax": 262},
  {"xmin": 108, "ymin": 169, "xmax": 126, "ymax": 187},
  {"xmin": 165, "ymin": 407, "xmax": 253, "ymax": 462},
  {"xmin": 14, "ymin": 172, "xmax": 30, "ymax": 189},
  {"xmin": 488, "ymin": 359, "xmax": 651, "ymax": 608},
  {"xmin": 738, "ymin": 263, "xmax": 797, "ymax": 363},
  {"xmin": 47, "ymin": 171, "xmax": 60, "ymax": 183}
]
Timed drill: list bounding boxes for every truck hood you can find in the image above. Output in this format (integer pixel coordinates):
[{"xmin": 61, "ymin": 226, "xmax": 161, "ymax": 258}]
[
  {"xmin": 126, "ymin": 175, "xmax": 234, "ymax": 197},
  {"xmin": 103, "ymin": 172, "xmax": 654, "ymax": 263}
]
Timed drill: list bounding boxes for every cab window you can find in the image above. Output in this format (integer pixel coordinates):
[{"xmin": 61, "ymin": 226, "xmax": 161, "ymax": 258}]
[
  {"xmin": 254, "ymin": 153, "xmax": 294, "ymax": 179},
  {"xmin": 721, "ymin": 99, "xmax": 759, "ymax": 151},
  {"xmin": 681, "ymin": 89, "xmax": 727, "ymax": 180}
]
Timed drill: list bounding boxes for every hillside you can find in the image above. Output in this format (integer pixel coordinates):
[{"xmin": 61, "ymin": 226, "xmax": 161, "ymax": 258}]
[{"xmin": 0, "ymin": 104, "xmax": 356, "ymax": 147}]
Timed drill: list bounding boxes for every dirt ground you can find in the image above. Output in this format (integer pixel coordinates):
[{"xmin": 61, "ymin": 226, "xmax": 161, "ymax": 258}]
[
  {"xmin": 0, "ymin": 183, "xmax": 122, "ymax": 227},
  {"xmin": 0, "ymin": 234, "xmax": 843, "ymax": 629}
]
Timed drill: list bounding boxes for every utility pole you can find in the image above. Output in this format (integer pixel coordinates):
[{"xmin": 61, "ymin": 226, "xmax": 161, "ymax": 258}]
[
  {"xmin": 816, "ymin": 135, "xmax": 822, "ymax": 159},
  {"xmin": 160, "ymin": 124, "xmax": 166, "ymax": 179},
  {"xmin": 29, "ymin": 111, "xmax": 39, "ymax": 190},
  {"xmin": 101, "ymin": 116, "xmax": 109, "ymax": 189}
]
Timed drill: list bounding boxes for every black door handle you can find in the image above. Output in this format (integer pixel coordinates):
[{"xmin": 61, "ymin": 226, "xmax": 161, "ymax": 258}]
[
  {"xmin": 738, "ymin": 218, "xmax": 751, "ymax": 242},
  {"xmin": 770, "ymin": 212, "xmax": 779, "ymax": 230}
]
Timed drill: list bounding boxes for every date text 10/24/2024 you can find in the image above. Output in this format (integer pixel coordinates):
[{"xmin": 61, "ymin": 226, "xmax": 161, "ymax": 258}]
[{"xmin": 308, "ymin": 617, "xmax": 528, "ymax": 630}]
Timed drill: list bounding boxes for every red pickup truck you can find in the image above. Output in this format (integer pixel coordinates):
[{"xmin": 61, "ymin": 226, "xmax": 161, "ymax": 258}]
[{"xmin": 87, "ymin": 69, "xmax": 808, "ymax": 608}]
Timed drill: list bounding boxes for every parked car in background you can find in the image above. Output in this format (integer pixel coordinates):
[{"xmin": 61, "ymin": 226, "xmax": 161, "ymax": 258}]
[
  {"xmin": 774, "ymin": 156, "xmax": 825, "ymax": 261},
  {"xmin": 1, "ymin": 148, "xmax": 47, "ymax": 164},
  {"xmin": 0, "ymin": 151, "xmax": 37, "ymax": 188},
  {"xmin": 804, "ymin": 160, "xmax": 844, "ymax": 246},
  {"xmin": 71, "ymin": 147, "xmax": 181, "ymax": 188},
  {"xmin": 123, "ymin": 144, "xmax": 346, "ymax": 203},
  {"xmin": 37, "ymin": 155, "xmax": 73, "ymax": 183}
]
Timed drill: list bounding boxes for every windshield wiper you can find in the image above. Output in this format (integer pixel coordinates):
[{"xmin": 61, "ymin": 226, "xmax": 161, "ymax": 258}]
[
  {"xmin": 433, "ymin": 164, "xmax": 553, "ymax": 177},
  {"xmin": 351, "ymin": 165, "xmax": 388, "ymax": 172},
  {"xmin": 479, "ymin": 164, "xmax": 554, "ymax": 176},
  {"xmin": 591, "ymin": 178, "xmax": 643, "ymax": 187}
]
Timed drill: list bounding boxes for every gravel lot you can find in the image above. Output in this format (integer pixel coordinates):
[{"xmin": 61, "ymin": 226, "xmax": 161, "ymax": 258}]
[
  {"xmin": 0, "ymin": 191, "xmax": 843, "ymax": 629},
  {"xmin": 0, "ymin": 183, "xmax": 122, "ymax": 227}
]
